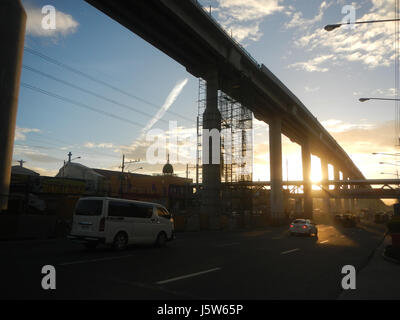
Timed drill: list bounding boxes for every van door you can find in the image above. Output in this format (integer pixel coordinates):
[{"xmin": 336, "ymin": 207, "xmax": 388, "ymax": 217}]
[
  {"xmin": 155, "ymin": 206, "xmax": 172, "ymax": 238},
  {"xmin": 72, "ymin": 199, "xmax": 104, "ymax": 237},
  {"xmin": 106, "ymin": 201, "xmax": 155, "ymax": 244},
  {"xmin": 107, "ymin": 200, "xmax": 136, "ymax": 243},
  {"xmin": 131, "ymin": 204, "xmax": 156, "ymax": 243}
]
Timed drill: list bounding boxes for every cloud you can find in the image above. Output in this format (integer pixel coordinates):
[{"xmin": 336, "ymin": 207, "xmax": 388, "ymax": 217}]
[
  {"xmin": 24, "ymin": 2, "xmax": 79, "ymax": 38},
  {"xmin": 305, "ymin": 86, "xmax": 320, "ymax": 93},
  {"xmin": 13, "ymin": 144, "xmax": 62, "ymax": 164},
  {"xmin": 14, "ymin": 127, "xmax": 41, "ymax": 141},
  {"xmin": 210, "ymin": 0, "xmax": 285, "ymax": 42},
  {"xmin": 321, "ymin": 119, "xmax": 376, "ymax": 133},
  {"xmin": 118, "ymin": 79, "xmax": 190, "ymax": 161},
  {"xmin": 285, "ymin": 1, "xmax": 333, "ymax": 30},
  {"xmin": 29, "ymin": 167, "xmax": 58, "ymax": 176},
  {"xmin": 290, "ymin": 0, "xmax": 396, "ymax": 71},
  {"xmin": 288, "ymin": 54, "xmax": 335, "ymax": 72},
  {"xmin": 85, "ymin": 142, "xmax": 115, "ymax": 149},
  {"xmin": 142, "ymin": 78, "xmax": 188, "ymax": 133}
]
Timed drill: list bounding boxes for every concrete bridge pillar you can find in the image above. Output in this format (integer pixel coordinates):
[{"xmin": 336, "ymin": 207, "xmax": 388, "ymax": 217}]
[
  {"xmin": 350, "ymin": 183, "xmax": 356, "ymax": 213},
  {"xmin": 333, "ymin": 167, "xmax": 342, "ymax": 213},
  {"xmin": 201, "ymin": 70, "xmax": 221, "ymax": 229},
  {"xmin": 301, "ymin": 140, "xmax": 313, "ymax": 218},
  {"xmin": 320, "ymin": 158, "xmax": 330, "ymax": 214},
  {"xmin": 346, "ymin": 176, "xmax": 352, "ymax": 213},
  {"xmin": 342, "ymin": 175, "xmax": 349, "ymax": 213},
  {"xmin": 269, "ymin": 114, "xmax": 284, "ymax": 224},
  {"xmin": 0, "ymin": 0, "xmax": 26, "ymax": 211}
]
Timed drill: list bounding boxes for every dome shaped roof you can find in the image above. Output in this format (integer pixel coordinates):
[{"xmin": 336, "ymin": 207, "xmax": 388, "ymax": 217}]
[
  {"xmin": 162, "ymin": 163, "xmax": 174, "ymax": 175},
  {"xmin": 162, "ymin": 154, "xmax": 173, "ymax": 175}
]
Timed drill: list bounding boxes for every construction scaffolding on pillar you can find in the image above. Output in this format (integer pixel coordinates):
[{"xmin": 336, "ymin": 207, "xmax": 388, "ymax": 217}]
[
  {"xmin": 197, "ymin": 78, "xmax": 253, "ymax": 184},
  {"xmin": 197, "ymin": 78, "xmax": 253, "ymax": 216}
]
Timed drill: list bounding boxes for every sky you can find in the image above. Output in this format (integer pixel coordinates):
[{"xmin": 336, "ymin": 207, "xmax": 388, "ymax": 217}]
[{"xmin": 13, "ymin": 0, "xmax": 400, "ymax": 193}]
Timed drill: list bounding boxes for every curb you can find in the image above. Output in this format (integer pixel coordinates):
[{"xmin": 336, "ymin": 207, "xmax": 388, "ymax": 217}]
[
  {"xmin": 382, "ymin": 252, "xmax": 400, "ymax": 265},
  {"xmin": 382, "ymin": 246, "xmax": 400, "ymax": 265}
]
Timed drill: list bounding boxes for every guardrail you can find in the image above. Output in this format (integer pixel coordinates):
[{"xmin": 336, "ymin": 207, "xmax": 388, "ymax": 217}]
[{"xmin": 192, "ymin": 0, "xmax": 260, "ymax": 67}]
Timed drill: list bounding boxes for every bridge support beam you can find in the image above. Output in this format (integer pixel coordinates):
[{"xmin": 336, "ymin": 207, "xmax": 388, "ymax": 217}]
[
  {"xmin": 350, "ymin": 184, "xmax": 356, "ymax": 212},
  {"xmin": 320, "ymin": 158, "xmax": 330, "ymax": 214},
  {"xmin": 343, "ymin": 175, "xmax": 349, "ymax": 212},
  {"xmin": 269, "ymin": 115, "xmax": 284, "ymax": 224},
  {"xmin": 201, "ymin": 71, "xmax": 221, "ymax": 229},
  {"xmin": 333, "ymin": 167, "xmax": 342, "ymax": 213},
  {"xmin": 346, "ymin": 175, "xmax": 352, "ymax": 212},
  {"xmin": 0, "ymin": 0, "xmax": 26, "ymax": 211},
  {"xmin": 301, "ymin": 140, "xmax": 313, "ymax": 218}
]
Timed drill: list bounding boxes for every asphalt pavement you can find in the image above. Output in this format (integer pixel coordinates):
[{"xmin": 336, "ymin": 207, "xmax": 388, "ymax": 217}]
[{"xmin": 0, "ymin": 220, "xmax": 389, "ymax": 300}]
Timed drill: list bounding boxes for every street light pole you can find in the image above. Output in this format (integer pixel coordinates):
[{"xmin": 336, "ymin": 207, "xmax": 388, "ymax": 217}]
[
  {"xmin": 120, "ymin": 155, "xmax": 140, "ymax": 197},
  {"xmin": 324, "ymin": 18, "xmax": 400, "ymax": 31},
  {"xmin": 372, "ymin": 152, "xmax": 400, "ymax": 156},
  {"xmin": 381, "ymin": 171, "xmax": 399, "ymax": 177},
  {"xmin": 360, "ymin": 98, "xmax": 400, "ymax": 102}
]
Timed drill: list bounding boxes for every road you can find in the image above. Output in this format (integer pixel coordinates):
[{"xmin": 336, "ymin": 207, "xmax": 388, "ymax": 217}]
[{"xmin": 0, "ymin": 220, "xmax": 386, "ymax": 300}]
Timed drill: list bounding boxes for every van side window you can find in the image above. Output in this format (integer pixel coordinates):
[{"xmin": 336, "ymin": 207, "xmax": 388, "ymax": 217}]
[
  {"xmin": 157, "ymin": 207, "xmax": 171, "ymax": 220},
  {"xmin": 109, "ymin": 201, "xmax": 153, "ymax": 218},
  {"xmin": 75, "ymin": 200, "xmax": 103, "ymax": 216}
]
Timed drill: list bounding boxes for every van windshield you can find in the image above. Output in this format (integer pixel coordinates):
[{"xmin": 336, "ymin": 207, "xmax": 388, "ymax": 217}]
[{"xmin": 75, "ymin": 200, "xmax": 103, "ymax": 216}]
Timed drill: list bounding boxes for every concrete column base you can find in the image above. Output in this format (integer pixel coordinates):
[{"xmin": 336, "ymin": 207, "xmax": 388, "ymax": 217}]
[
  {"xmin": 208, "ymin": 215, "xmax": 221, "ymax": 230},
  {"xmin": 270, "ymin": 216, "xmax": 287, "ymax": 226},
  {"xmin": 185, "ymin": 214, "xmax": 200, "ymax": 231}
]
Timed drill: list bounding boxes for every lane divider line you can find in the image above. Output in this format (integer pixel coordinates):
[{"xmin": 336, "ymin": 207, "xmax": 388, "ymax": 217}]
[
  {"xmin": 59, "ymin": 254, "xmax": 136, "ymax": 266},
  {"xmin": 319, "ymin": 240, "xmax": 329, "ymax": 244},
  {"xmin": 216, "ymin": 242, "xmax": 240, "ymax": 247},
  {"xmin": 156, "ymin": 267, "xmax": 221, "ymax": 285},
  {"xmin": 280, "ymin": 248, "xmax": 300, "ymax": 255}
]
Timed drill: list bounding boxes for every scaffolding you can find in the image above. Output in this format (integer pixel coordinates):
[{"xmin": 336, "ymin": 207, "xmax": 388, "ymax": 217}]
[{"xmin": 196, "ymin": 78, "xmax": 253, "ymax": 185}]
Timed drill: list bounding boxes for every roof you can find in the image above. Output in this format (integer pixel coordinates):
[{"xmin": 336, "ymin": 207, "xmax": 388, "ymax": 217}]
[
  {"xmin": 93, "ymin": 168, "xmax": 151, "ymax": 179},
  {"xmin": 11, "ymin": 166, "xmax": 39, "ymax": 176}
]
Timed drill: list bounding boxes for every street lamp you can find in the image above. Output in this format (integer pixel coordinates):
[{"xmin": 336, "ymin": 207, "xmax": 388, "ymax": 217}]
[
  {"xmin": 372, "ymin": 152, "xmax": 400, "ymax": 156},
  {"xmin": 359, "ymin": 98, "xmax": 400, "ymax": 102},
  {"xmin": 381, "ymin": 171, "xmax": 399, "ymax": 179},
  {"xmin": 324, "ymin": 18, "xmax": 400, "ymax": 31},
  {"xmin": 379, "ymin": 161, "xmax": 400, "ymax": 166}
]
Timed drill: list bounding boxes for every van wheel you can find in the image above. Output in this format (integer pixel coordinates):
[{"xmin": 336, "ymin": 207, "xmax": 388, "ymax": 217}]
[
  {"xmin": 156, "ymin": 232, "xmax": 167, "ymax": 247},
  {"xmin": 113, "ymin": 232, "xmax": 128, "ymax": 251}
]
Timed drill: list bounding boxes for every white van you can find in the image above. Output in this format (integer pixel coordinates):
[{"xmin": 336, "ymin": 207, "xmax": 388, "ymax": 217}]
[{"xmin": 68, "ymin": 197, "xmax": 174, "ymax": 250}]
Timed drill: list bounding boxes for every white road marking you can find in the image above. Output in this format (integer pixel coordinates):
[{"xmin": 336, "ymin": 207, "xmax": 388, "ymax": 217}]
[
  {"xmin": 280, "ymin": 248, "xmax": 300, "ymax": 255},
  {"xmin": 59, "ymin": 254, "xmax": 136, "ymax": 266},
  {"xmin": 319, "ymin": 240, "xmax": 329, "ymax": 244},
  {"xmin": 216, "ymin": 242, "xmax": 240, "ymax": 247},
  {"xmin": 156, "ymin": 267, "xmax": 221, "ymax": 285}
]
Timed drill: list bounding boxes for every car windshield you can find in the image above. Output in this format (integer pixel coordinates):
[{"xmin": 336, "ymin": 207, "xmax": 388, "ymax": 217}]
[
  {"xmin": 75, "ymin": 199, "xmax": 103, "ymax": 216},
  {"xmin": 293, "ymin": 219, "xmax": 306, "ymax": 224}
]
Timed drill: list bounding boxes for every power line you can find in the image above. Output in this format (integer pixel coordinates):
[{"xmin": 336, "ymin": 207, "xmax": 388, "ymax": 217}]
[
  {"xmin": 23, "ymin": 64, "xmax": 171, "ymax": 125},
  {"xmin": 21, "ymin": 82, "xmax": 145, "ymax": 128},
  {"xmin": 24, "ymin": 135, "xmax": 122, "ymax": 160},
  {"xmin": 23, "ymin": 47, "xmax": 195, "ymax": 125}
]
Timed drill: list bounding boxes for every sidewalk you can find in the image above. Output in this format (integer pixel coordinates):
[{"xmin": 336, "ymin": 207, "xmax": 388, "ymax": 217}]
[{"xmin": 339, "ymin": 235, "xmax": 400, "ymax": 300}]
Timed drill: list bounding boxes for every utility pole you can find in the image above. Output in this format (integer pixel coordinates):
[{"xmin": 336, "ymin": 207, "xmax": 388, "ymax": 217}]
[
  {"xmin": 120, "ymin": 155, "xmax": 140, "ymax": 197},
  {"xmin": 68, "ymin": 152, "xmax": 72, "ymax": 163},
  {"xmin": 120, "ymin": 154, "xmax": 125, "ymax": 197}
]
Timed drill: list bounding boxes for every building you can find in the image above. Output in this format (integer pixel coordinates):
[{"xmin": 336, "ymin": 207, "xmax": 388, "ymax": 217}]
[{"xmin": 56, "ymin": 159, "xmax": 192, "ymax": 209}]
